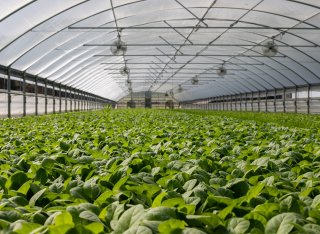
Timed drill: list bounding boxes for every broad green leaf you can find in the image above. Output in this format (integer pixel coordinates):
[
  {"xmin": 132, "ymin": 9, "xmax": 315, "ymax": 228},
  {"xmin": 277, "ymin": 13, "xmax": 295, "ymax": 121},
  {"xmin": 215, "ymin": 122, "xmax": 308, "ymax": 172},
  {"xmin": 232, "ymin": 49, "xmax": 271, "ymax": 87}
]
[
  {"xmin": 158, "ymin": 219, "xmax": 186, "ymax": 234},
  {"xmin": 244, "ymin": 212, "xmax": 267, "ymax": 225},
  {"xmin": 53, "ymin": 211, "xmax": 74, "ymax": 226},
  {"xmin": 265, "ymin": 213, "xmax": 300, "ymax": 234},
  {"xmin": 144, "ymin": 207, "xmax": 177, "ymax": 221},
  {"xmin": 41, "ymin": 158, "xmax": 56, "ymax": 169},
  {"xmin": 227, "ymin": 218, "xmax": 250, "ymax": 234},
  {"xmin": 303, "ymin": 224, "xmax": 320, "ymax": 234},
  {"xmin": 246, "ymin": 183, "xmax": 265, "ymax": 201},
  {"xmin": 29, "ymin": 188, "xmax": 46, "ymax": 207},
  {"xmin": 49, "ymin": 183, "xmax": 64, "ymax": 193},
  {"xmin": 182, "ymin": 228, "xmax": 206, "ymax": 234},
  {"xmin": 10, "ymin": 220, "xmax": 41, "ymax": 234},
  {"xmin": 79, "ymin": 211, "xmax": 101, "ymax": 223},
  {"xmin": 186, "ymin": 214, "xmax": 221, "ymax": 228},
  {"xmin": 7, "ymin": 171, "xmax": 28, "ymax": 190},
  {"xmin": 85, "ymin": 222, "xmax": 104, "ymax": 234},
  {"xmin": 0, "ymin": 210, "xmax": 21, "ymax": 222},
  {"xmin": 112, "ymin": 204, "xmax": 145, "ymax": 234},
  {"xmin": 162, "ymin": 197, "xmax": 185, "ymax": 207},
  {"xmin": 123, "ymin": 225, "xmax": 153, "ymax": 234},
  {"xmin": 152, "ymin": 192, "xmax": 167, "ymax": 207},
  {"xmin": 17, "ymin": 180, "xmax": 32, "ymax": 195},
  {"xmin": 311, "ymin": 194, "xmax": 320, "ymax": 208},
  {"xmin": 254, "ymin": 203, "xmax": 279, "ymax": 219},
  {"xmin": 60, "ymin": 141, "xmax": 71, "ymax": 151}
]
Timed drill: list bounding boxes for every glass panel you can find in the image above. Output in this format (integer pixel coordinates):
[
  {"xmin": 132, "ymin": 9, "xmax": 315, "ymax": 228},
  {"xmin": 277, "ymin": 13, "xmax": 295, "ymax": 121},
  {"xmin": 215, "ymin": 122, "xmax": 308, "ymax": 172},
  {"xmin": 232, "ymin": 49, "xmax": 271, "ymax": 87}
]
[
  {"xmin": 11, "ymin": 93, "xmax": 23, "ymax": 116},
  {"xmin": 38, "ymin": 96, "xmax": 46, "ymax": 115},
  {"xmin": 47, "ymin": 97, "xmax": 53, "ymax": 113},
  {"xmin": 0, "ymin": 91, "xmax": 8, "ymax": 118},
  {"xmin": 26, "ymin": 95, "xmax": 35, "ymax": 115}
]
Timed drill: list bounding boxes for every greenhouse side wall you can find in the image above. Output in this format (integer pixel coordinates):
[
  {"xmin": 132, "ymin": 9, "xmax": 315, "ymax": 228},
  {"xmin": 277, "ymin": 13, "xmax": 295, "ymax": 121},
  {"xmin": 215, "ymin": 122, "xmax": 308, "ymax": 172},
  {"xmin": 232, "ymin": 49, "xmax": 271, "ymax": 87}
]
[
  {"xmin": 0, "ymin": 70, "xmax": 110, "ymax": 118},
  {"xmin": 180, "ymin": 85, "xmax": 320, "ymax": 114}
]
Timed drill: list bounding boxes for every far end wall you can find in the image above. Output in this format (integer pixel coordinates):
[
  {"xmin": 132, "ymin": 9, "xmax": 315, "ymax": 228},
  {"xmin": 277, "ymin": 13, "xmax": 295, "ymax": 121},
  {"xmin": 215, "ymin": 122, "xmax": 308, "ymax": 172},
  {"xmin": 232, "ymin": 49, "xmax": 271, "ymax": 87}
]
[{"xmin": 117, "ymin": 91, "xmax": 178, "ymax": 109}]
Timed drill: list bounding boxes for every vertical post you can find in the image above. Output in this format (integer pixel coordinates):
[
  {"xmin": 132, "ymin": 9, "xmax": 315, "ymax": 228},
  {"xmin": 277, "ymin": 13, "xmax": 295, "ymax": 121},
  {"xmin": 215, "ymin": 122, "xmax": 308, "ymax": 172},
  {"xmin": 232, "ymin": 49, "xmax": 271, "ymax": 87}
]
[
  {"xmin": 7, "ymin": 68, "xmax": 11, "ymax": 118},
  {"xmin": 307, "ymin": 85, "xmax": 311, "ymax": 114},
  {"xmin": 294, "ymin": 86, "xmax": 298, "ymax": 113},
  {"xmin": 222, "ymin": 96, "xmax": 225, "ymax": 111},
  {"xmin": 274, "ymin": 89, "xmax": 277, "ymax": 113},
  {"xmin": 78, "ymin": 91, "xmax": 80, "ymax": 111},
  {"xmin": 59, "ymin": 84, "xmax": 62, "ymax": 113},
  {"xmin": 74, "ymin": 89, "xmax": 76, "ymax": 111},
  {"xmin": 63, "ymin": 86, "xmax": 66, "ymax": 112},
  {"xmin": 251, "ymin": 92, "xmax": 254, "ymax": 112},
  {"xmin": 85, "ymin": 94, "xmax": 87, "ymax": 110},
  {"xmin": 35, "ymin": 76, "xmax": 38, "ymax": 116},
  {"xmin": 80, "ymin": 91, "xmax": 83, "ymax": 111},
  {"xmin": 283, "ymin": 88, "xmax": 286, "ymax": 113},
  {"xmin": 52, "ymin": 82, "xmax": 55, "ymax": 114},
  {"xmin": 22, "ymin": 72, "xmax": 26, "ymax": 117},
  {"xmin": 70, "ymin": 88, "xmax": 72, "ymax": 112},
  {"xmin": 265, "ymin": 90, "xmax": 268, "ymax": 112},
  {"xmin": 258, "ymin": 91, "xmax": 260, "ymax": 112},
  {"xmin": 245, "ymin": 93, "xmax": 247, "ymax": 112},
  {"xmin": 45, "ymin": 79, "xmax": 47, "ymax": 115},
  {"xmin": 230, "ymin": 95, "xmax": 233, "ymax": 111}
]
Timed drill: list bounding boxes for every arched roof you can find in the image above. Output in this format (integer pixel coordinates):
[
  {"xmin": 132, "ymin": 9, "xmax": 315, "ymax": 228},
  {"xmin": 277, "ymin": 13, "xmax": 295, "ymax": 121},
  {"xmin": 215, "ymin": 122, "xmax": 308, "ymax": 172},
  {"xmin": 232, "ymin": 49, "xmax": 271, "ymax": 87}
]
[{"xmin": 1, "ymin": 0, "xmax": 320, "ymax": 101}]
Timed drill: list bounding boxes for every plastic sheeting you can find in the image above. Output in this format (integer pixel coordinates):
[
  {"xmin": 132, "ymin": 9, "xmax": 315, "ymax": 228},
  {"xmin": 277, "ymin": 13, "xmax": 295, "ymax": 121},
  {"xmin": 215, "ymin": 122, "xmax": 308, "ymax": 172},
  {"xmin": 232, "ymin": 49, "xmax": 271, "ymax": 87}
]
[{"xmin": 0, "ymin": 0, "xmax": 319, "ymax": 101}]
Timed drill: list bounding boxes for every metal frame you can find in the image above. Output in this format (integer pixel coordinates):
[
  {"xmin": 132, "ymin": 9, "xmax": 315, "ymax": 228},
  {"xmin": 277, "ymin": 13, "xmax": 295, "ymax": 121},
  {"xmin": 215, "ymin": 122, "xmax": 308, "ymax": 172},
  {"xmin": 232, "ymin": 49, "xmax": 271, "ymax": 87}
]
[
  {"xmin": 0, "ymin": 65, "xmax": 114, "ymax": 118},
  {"xmin": 1, "ymin": 1, "xmax": 320, "ymax": 103}
]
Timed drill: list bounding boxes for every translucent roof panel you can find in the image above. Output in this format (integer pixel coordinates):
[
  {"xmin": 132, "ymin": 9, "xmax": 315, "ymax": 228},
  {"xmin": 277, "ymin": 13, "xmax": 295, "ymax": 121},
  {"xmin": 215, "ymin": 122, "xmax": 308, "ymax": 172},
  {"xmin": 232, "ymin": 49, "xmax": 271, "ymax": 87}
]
[{"xmin": 0, "ymin": 0, "xmax": 319, "ymax": 101}]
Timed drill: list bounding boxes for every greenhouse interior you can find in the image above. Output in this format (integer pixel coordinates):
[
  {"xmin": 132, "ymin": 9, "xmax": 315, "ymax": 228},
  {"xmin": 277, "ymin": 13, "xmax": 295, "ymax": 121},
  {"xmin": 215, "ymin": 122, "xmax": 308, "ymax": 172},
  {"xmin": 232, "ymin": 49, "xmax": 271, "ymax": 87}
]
[{"xmin": 1, "ymin": 0, "xmax": 320, "ymax": 233}]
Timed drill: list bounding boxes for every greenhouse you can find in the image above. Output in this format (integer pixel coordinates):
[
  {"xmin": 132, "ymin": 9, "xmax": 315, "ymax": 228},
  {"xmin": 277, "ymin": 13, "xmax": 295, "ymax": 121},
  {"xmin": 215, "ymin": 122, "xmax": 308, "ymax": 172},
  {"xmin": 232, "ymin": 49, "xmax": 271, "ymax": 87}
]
[{"xmin": 1, "ymin": 0, "xmax": 320, "ymax": 233}]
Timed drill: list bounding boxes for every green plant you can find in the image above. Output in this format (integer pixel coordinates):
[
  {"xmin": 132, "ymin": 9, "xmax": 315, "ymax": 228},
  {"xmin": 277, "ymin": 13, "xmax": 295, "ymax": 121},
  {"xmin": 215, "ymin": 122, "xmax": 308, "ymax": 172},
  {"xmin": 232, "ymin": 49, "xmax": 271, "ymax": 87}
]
[{"xmin": 0, "ymin": 110, "xmax": 319, "ymax": 233}]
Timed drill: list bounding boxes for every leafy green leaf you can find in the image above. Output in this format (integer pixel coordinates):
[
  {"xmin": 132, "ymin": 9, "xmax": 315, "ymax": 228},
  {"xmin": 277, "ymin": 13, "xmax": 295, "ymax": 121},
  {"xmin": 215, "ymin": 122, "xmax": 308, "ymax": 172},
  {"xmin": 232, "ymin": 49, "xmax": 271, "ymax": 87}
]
[
  {"xmin": 29, "ymin": 188, "xmax": 46, "ymax": 207},
  {"xmin": 158, "ymin": 219, "xmax": 186, "ymax": 234},
  {"xmin": 227, "ymin": 218, "xmax": 250, "ymax": 234},
  {"xmin": 265, "ymin": 213, "xmax": 301, "ymax": 234}
]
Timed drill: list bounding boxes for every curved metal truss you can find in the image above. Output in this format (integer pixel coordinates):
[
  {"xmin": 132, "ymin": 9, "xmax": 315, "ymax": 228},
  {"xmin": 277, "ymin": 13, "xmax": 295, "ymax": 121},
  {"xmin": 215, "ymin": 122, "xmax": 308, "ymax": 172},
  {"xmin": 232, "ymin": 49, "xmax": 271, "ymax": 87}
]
[{"xmin": 0, "ymin": 0, "xmax": 320, "ymax": 101}]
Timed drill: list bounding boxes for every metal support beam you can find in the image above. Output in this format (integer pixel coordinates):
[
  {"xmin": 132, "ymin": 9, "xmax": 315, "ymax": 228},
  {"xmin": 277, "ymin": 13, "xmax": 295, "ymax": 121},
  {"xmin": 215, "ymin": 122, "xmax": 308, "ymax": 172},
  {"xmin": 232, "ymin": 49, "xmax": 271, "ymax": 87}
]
[
  {"xmin": 245, "ymin": 93, "xmax": 248, "ymax": 111},
  {"xmin": 294, "ymin": 86, "xmax": 298, "ymax": 113},
  {"xmin": 35, "ymin": 76, "xmax": 38, "ymax": 116},
  {"xmin": 274, "ymin": 89, "xmax": 277, "ymax": 113},
  {"xmin": 69, "ymin": 88, "xmax": 72, "ymax": 112},
  {"xmin": 22, "ymin": 72, "xmax": 26, "ymax": 117},
  {"xmin": 78, "ymin": 91, "xmax": 80, "ymax": 111},
  {"xmin": 283, "ymin": 88, "xmax": 286, "ymax": 113},
  {"xmin": 65, "ymin": 86, "xmax": 67, "ymax": 112},
  {"xmin": 45, "ymin": 79, "xmax": 47, "ymax": 115},
  {"xmin": 80, "ymin": 91, "xmax": 83, "ymax": 111},
  {"xmin": 52, "ymin": 82, "xmax": 55, "ymax": 114},
  {"xmin": 258, "ymin": 91, "xmax": 261, "ymax": 112},
  {"xmin": 251, "ymin": 92, "xmax": 254, "ymax": 112},
  {"xmin": 265, "ymin": 90, "xmax": 268, "ymax": 112},
  {"xmin": 307, "ymin": 85, "xmax": 311, "ymax": 114},
  {"xmin": 59, "ymin": 84, "xmax": 62, "ymax": 113},
  {"xmin": 70, "ymin": 26, "xmax": 320, "ymax": 30},
  {"xmin": 7, "ymin": 68, "xmax": 11, "ymax": 118}
]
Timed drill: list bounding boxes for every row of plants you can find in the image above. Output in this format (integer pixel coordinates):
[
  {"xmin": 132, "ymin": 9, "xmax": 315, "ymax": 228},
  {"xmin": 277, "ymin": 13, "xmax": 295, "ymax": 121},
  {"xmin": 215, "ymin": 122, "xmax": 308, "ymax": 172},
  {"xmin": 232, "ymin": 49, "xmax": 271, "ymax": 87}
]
[
  {"xmin": 0, "ymin": 109, "xmax": 320, "ymax": 233},
  {"xmin": 174, "ymin": 109, "xmax": 320, "ymax": 129}
]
